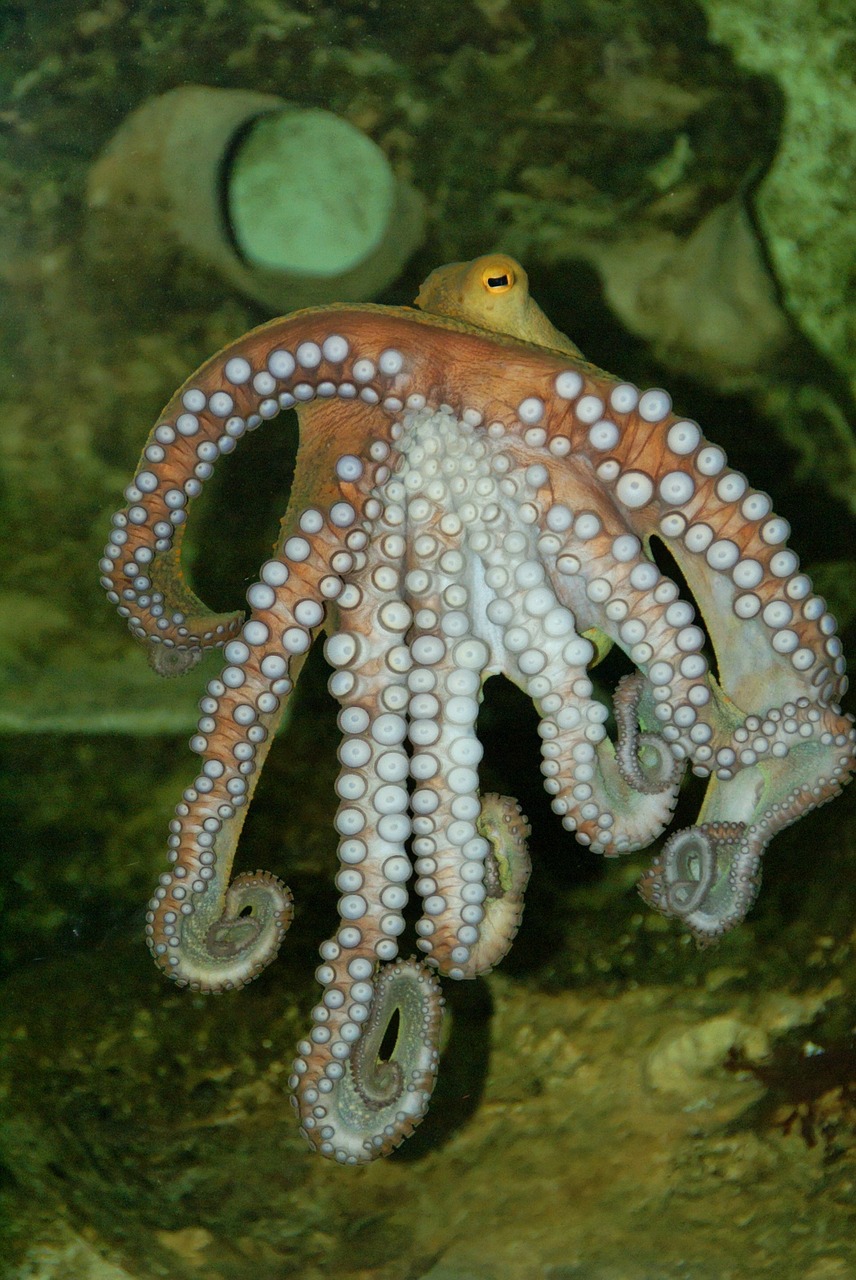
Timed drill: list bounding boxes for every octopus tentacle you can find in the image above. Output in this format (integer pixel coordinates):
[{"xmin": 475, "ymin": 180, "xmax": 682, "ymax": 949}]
[
  {"xmin": 614, "ymin": 671, "xmax": 683, "ymax": 794},
  {"xmin": 147, "ymin": 517, "xmax": 342, "ymax": 988},
  {"xmin": 493, "ymin": 359, "xmax": 845, "ymax": 717},
  {"xmin": 529, "ymin": 479, "xmax": 724, "ymax": 769},
  {"xmin": 291, "ymin": 489, "xmax": 448, "ymax": 1161},
  {"xmin": 639, "ymin": 698, "xmax": 856, "ymax": 941},
  {"xmin": 100, "ymin": 310, "xmax": 426, "ymax": 668},
  {"xmin": 532, "ymin": 656, "xmax": 682, "ymax": 854},
  {"xmin": 347, "ymin": 959, "xmax": 443, "ymax": 1110},
  {"xmin": 653, "ymin": 477, "xmax": 845, "ymax": 715},
  {"xmin": 638, "ymin": 821, "xmax": 759, "ymax": 941},
  {"xmin": 378, "ymin": 403, "xmax": 539, "ymax": 978},
  {"xmin": 328, "ymin": 401, "xmax": 516, "ymax": 980},
  {"xmin": 291, "ymin": 956, "xmax": 443, "ymax": 1164},
  {"xmin": 409, "ymin": 632, "xmax": 498, "ymax": 979},
  {"xmin": 413, "ymin": 790, "xmax": 531, "ymax": 979},
  {"xmin": 402, "ymin": 582, "xmax": 497, "ymax": 979},
  {"xmin": 468, "ymin": 793, "xmax": 532, "ymax": 972},
  {"xmin": 452, "ymin": 465, "xmax": 683, "ymax": 851},
  {"xmin": 146, "ymin": 685, "xmax": 291, "ymax": 991}
]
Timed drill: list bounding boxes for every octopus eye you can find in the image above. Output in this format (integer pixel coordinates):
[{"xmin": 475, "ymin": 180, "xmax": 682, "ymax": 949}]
[{"xmin": 481, "ymin": 263, "xmax": 515, "ymax": 293}]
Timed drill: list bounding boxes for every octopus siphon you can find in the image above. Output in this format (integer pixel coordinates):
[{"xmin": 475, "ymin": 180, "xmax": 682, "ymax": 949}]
[{"xmin": 101, "ymin": 254, "xmax": 855, "ymax": 1163}]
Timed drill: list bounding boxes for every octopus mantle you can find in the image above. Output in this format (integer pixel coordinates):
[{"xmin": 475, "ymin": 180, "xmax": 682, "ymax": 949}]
[{"xmin": 101, "ymin": 255, "xmax": 854, "ymax": 1163}]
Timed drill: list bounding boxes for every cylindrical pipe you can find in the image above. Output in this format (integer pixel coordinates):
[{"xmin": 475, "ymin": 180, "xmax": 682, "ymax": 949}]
[{"xmin": 86, "ymin": 86, "xmax": 425, "ymax": 312}]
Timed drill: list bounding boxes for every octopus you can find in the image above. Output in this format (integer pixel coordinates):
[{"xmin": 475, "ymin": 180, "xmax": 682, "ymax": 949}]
[{"xmin": 100, "ymin": 254, "xmax": 855, "ymax": 1164}]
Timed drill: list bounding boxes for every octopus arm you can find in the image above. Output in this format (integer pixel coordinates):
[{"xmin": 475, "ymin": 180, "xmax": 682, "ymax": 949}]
[
  {"xmin": 653, "ymin": 524, "xmax": 843, "ymax": 715},
  {"xmin": 291, "ymin": 541, "xmax": 447, "ymax": 1161},
  {"xmin": 145, "ymin": 487, "xmax": 359, "ymax": 989},
  {"xmin": 292, "ymin": 957, "xmax": 444, "ymax": 1164},
  {"xmin": 601, "ymin": 429, "xmax": 856, "ymax": 941},
  {"xmin": 520, "ymin": 461, "xmax": 697, "ymax": 853},
  {"xmin": 506, "ymin": 365, "xmax": 856, "ymax": 940},
  {"xmin": 99, "ymin": 306, "xmax": 427, "ymax": 674},
  {"xmin": 636, "ymin": 627, "xmax": 855, "ymax": 943}
]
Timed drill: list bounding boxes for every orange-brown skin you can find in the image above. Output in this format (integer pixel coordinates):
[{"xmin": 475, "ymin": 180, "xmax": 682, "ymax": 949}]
[{"xmin": 101, "ymin": 254, "xmax": 854, "ymax": 1163}]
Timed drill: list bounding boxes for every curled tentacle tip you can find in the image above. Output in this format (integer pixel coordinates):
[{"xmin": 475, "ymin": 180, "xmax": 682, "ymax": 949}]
[
  {"xmin": 294, "ymin": 957, "xmax": 444, "ymax": 1164},
  {"xmin": 147, "ymin": 643, "xmax": 204, "ymax": 678},
  {"xmin": 460, "ymin": 793, "xmax": 532, "ymax": 976},
  {"xmin": 614, "ymin": 671, "xmax": 683, "ymax": 795},
  {"xmin": 638, "ymin": 821, "xmax": 758, "ymax": 945},
  {"xmin": 629, "ymin": 731, "xmax": 683, "ymax": 794},
  {"xmin": 480, "ymin": 793, "xmax": 532, "ymax": 895},
  {"xmin": 207, "ymin": 868, "xmax": 293, "ymax": 971},
  {"xmin": 151, "ymin": 870, "xmax": 293, "ymax": 993}
]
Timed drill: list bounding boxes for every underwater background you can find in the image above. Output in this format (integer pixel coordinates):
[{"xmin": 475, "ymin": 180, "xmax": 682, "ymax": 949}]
[{"xmin": 1, "ymin": 1, "xmax": 855, "ymax": 1277}]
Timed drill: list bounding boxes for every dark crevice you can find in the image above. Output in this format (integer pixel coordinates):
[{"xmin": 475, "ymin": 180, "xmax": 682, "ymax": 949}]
[
  {"xmin": 648, "ymin": 533, "xmax": 720, "ymax": 685},
  {"xmin": 189, "ymin": 407, "xmax": 299, "ymax": 612},
  {"xmin": 378, "ymin": 1008, "xmax": 400, "ymax": 1063}
]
